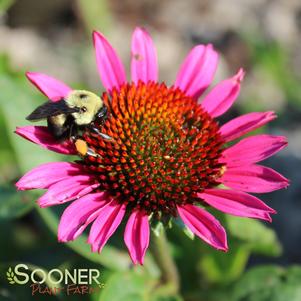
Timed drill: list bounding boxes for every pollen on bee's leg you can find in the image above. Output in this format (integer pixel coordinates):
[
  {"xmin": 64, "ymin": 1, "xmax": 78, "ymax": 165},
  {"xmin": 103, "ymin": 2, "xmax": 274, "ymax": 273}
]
[
  {"xmin": 75, "ymin": 139, "xmax": 88, "ymax": 156},
  {"xmin": 80, "ymin": 81, "xmax": 225, "ymax": 217},
  {"xmin": 75, "ymin": 139, "xmax": 99, "ymax": 157}
]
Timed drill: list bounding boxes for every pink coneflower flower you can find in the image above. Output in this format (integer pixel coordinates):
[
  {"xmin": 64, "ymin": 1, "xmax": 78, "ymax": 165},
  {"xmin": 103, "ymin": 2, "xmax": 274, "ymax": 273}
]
[{"xmin": 16, "ymin": 27, "xmax": 288, "ymax": 264}]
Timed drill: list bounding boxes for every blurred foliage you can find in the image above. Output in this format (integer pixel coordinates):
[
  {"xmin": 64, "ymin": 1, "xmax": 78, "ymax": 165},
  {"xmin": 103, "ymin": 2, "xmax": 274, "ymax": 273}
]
[
  {"xmin": 76, "ymin": 0, "xmax": 111, "ymax": 34},
  {"xmin": 225, "ymin": 215, "xmax": 282, "ymax": 257},
  {"xmin": 231, "ymin": 265, "xmax": 301, "ymax": 301},
  {"xmin": 0, "ymin": 1, "xmax": 300, "ymax": 301},
  {"xmin": 0, "ymin": 0, "xmax": 14, "ymax": 13},
  {"xmin": 0, "ymin": 186, "xmax": 34, "ymax": 219},
  {"xmin": 251, "ymin": 40, "xmax": 301, "ymax": 108}
]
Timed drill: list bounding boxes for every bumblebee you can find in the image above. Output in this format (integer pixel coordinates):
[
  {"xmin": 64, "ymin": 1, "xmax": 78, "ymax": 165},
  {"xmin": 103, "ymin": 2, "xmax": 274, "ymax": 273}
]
[{"xmin": 26, "ymin": 90, "xmax": 111, "ymax": 143}]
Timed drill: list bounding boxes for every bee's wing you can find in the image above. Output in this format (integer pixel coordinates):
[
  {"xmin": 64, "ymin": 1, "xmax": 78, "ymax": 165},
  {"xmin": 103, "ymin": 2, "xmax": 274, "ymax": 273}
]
[{"xmin": 26, "ymin": 100, "xmax": 79, "ymax": 121}]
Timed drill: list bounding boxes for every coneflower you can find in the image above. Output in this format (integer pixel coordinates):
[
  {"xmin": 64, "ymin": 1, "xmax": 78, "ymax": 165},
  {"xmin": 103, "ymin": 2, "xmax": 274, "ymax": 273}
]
[{"xmin": 16, "ymin": 27, "xmax": 288, "ymax": 265}]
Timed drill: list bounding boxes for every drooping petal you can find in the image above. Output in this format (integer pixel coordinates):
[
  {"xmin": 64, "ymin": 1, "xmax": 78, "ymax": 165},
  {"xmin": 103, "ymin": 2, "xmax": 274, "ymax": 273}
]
[
  {"xmin": 26, "ymin": 72, "xmax": 72, "ymax": 102},
  {"xmin": 124, "ymin": 210, "xmax": 150, "ymax": 265},
  {"xmin": 175, "ymin": 44, "xmax": 218, "ymax": 99},
  {"xmin": 93, "ymin": 31, "xmax": 126, "ymax": 93},
  {"xmin": 16, "ymin": 162, "xmax": 88, "ymax": 190},
  {"xmin": 88, "ymin": 199, "xmax": 126, "ymax": 253},
  {"xmin": 221, "ymin": 134, "xmax": 287, "ymax": 167},
  {"xmin": 201, "ymin": 69, "xmax": 245, "ymax": 117},
  {"xmin": 131, "ymin": 27, "xmax": 158, "ymax": 84},
  {"xmin": 177, "ymin": 204, "xmax": 228, "ymax": 251},
  {"xmin": 199, "ymin": 189, "xmax": 276, "ymax": 222},
  {"xmin": 15, "ymin": 126, "xmax": 76, "ymax": 155},
  {"xmin": 58, "ymin": 192, "xmax": 108, "ymax": 242},
  {"xmin": 38, "ymin": 175, "xmax": 98, "ymax": 207},
  {"xmin": 220, "ymin": 164, "xmax": 289, "ymax": 193},
  {"xmin": 220, "ymin": 111, "xmax": 276, "ymax": 142}
]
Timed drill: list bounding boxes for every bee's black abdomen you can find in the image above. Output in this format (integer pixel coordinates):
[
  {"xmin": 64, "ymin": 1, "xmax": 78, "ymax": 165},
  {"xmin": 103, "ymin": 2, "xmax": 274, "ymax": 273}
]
[{"xmin": 47, "ymin": 119, "xmax": 67, "ymax": 139}]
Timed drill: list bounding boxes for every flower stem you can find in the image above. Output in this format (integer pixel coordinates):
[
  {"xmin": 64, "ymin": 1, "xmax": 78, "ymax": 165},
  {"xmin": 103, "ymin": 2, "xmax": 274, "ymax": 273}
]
[{"xmin": 150, "ymin": 227, "xmax": 180, "ymax": 295}]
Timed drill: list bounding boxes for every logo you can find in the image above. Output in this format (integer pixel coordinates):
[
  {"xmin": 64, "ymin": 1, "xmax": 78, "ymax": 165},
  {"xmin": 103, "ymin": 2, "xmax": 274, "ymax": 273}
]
[
  {"xmin": 6, "ymin": 267, "xmax": 16, "ymax": 284},
  {"xmin": 6, "ymin": 264, "xmax": 104, "ymax": 296}
]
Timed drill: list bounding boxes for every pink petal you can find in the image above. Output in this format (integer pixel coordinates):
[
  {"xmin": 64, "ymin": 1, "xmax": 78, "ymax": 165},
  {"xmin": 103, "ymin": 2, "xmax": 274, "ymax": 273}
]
[
  {"xmin": 201, "ymin": 69, "xmax": 245, "ymax": 117},
  {"xmin": 177, "ymin": 204, "xmax": 228, "ymax": 251},
  {"xmin": 124, "ymin": 210, "xmax": 150, "ymax": 265},
  {"xmin": 221, "ymin": 134, "xmax": 288, "ymax": 167},
  {"xmin": 15, "ymin": 126, "xmax": 76, "ymax": 155},
  {"xmin": 199, "ymin": 189, "xmax": 276, "ymax": 222},
  {"xmin": 16, "ymin": 162, "xmax": 88, "ymax": 190},
  {"xmin": 175, "ymin": 44, "xmax": 218, "ymax": 99},
  {"xmin": 38, "ymin": 175, "xmax": 97, "ymax": 207},
  {"xmin": 93, "ymin": 31, "xmax": 126, "ymax": 93},
  {"xmin": 26, "ymin": 72, "xmax": 72, "ymax": 102},
  {"xmin": 131, "ymin": 27, "xmax": 158, "ymax": 84},
  {"xmin": 220, "ymin": 164, "xmax": 289, "ymax": 193},
  {"xmin": 88, "ymin": 199, "xmax": 126, "ymax": 253},
  {"xmin": 58, "ymin": 192, "xmax": 108, "ymax": 242},
  {"xmin": 220, "ymin": 111, "xmax": 276, "ymax": 142}
]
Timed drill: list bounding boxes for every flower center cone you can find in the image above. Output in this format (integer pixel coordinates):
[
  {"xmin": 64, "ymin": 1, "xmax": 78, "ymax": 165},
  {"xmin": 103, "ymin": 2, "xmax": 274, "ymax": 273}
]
[{"xmin": 82, "ymin": 81, "xmax": 224, "ymax": 217}]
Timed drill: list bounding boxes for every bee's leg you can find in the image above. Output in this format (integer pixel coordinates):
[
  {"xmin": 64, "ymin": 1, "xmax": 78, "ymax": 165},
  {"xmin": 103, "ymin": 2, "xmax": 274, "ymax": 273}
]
[
  {"xmin": 90, "ymin": 124, "xmax": 112, "ymax": 141},
  {"xmin": 99, "ymin": 131, "xmax": 113, "ymax": 140},
  {"xmin": 97, "ymin": 105, "xmax": 108, "ymax": 124},
  {"xmin": 69, "ymin": 124, "xmax": 76, "ymax": 141},
  {"xmin": 68, "ymin": 123, "xmax": 78, "ymax": 141},
  {"xmin": 86, "ymin": 148, "xmax": 99, "ymax": 157},
  {"xmin": 95, "ymin": 128, "xmax": 112, "ymax": 140},
  {"xmin": 70, "ymin": 124, "xmax": 85, "ymax": 142}
]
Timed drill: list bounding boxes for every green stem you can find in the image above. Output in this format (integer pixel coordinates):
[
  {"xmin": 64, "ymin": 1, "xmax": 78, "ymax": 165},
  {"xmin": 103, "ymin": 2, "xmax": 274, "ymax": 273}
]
[{"xmin": 150, "ymin": 228, "xmax": 180, "ymax": 295}]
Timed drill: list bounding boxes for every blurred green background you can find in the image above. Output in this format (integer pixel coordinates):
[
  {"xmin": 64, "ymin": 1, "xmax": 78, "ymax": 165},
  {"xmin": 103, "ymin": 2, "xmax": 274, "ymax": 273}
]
[{"xmin": 0, "ymin": 0, "xmax": 300, "ymax": 300}]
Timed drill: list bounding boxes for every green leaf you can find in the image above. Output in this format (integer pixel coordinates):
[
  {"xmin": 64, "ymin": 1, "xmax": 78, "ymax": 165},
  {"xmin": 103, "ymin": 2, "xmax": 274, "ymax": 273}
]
[
  {"xmin": 0, "ymin": 74, "xmax": 64, "ymax": 173},
  {"xmin": 0, "ymin": 186, "xmax": 34, "ymax": 219},
  {"xmin": 182, "ymin": 227, "xmax": 195, "ymax": 240},
  {"xmin": 98, "ymin": 270, "xmax": 153, "ymax": 301},
  {"xmin": 0, "ymin": 107, "xmax": 16, "ymax": 168},
  {"xmin": 231, "ymin": 265, "xmax": 301, "ymax": 301},
  {"xmin": 97, "ymin": 269, "xmax": 180, "ymax": 301},
  {"xmin": 286, "ymin": 266, "xmax": 301, "ymax": 284},
  {"xmin": 152, "ymin": 221, "xmax": 164, "ymax": 237},
  {"xmin": 174, "ymin": 218, "xmax": 195, "ymax": 240},
  {"xmin": 226, "ymin": 215, "xmax": 282, "ymax": 256},
  {"xmin": 199, "ymin": 242, "xmax": 250, "ymax": 284},
  {"xmin": 36, "ymin": 204, "xmax": 131, "ymax": 271},
  {"xmin": 151, "ymin": 296, "xmax": 183, "ymax": 301}
]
